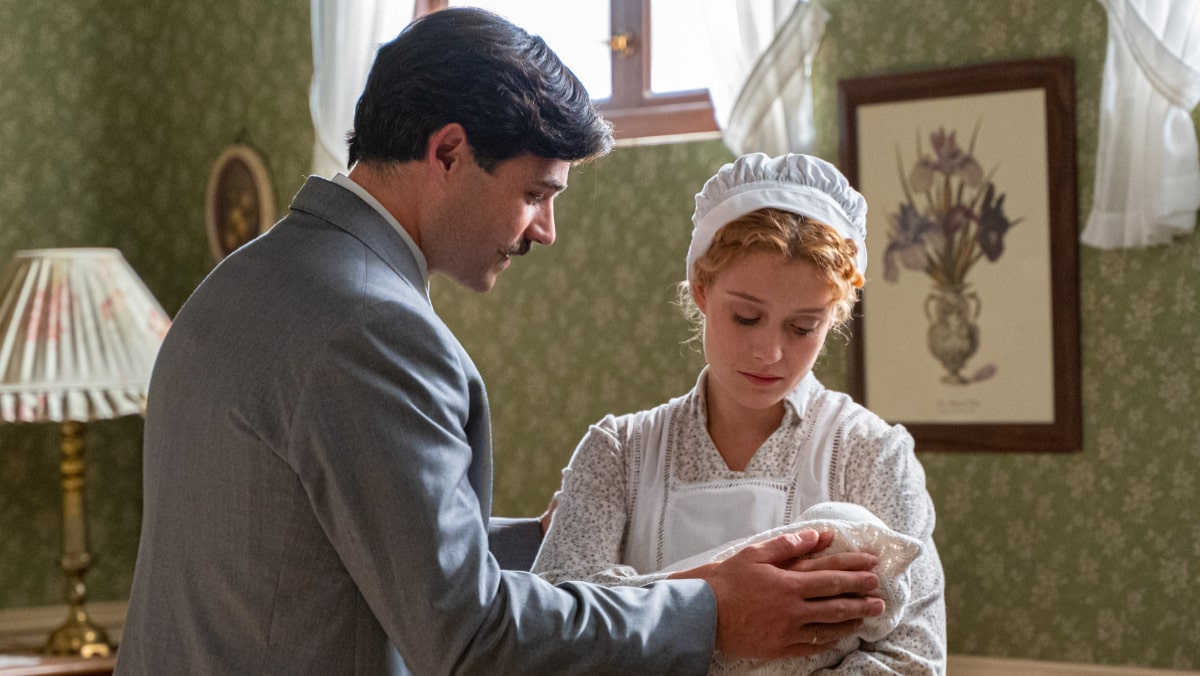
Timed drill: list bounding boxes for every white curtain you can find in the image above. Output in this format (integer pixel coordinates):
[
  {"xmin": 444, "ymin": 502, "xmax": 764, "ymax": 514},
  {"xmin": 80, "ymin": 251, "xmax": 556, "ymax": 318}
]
[
  {"xmin": 309, "ymin": 0, "xmax": 414, "ymax": 178},
  {"xmin": 701, "ymin": 0, "xmax": 829, "ymax": 157},
  {"xmin": 1081, "ymin": 0, "xmax": 1200, "ymax": 249}
]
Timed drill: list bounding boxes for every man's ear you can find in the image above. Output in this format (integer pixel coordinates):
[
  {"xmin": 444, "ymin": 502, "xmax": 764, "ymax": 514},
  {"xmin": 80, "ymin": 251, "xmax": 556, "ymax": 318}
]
[{"xmin": 426, "ymin": 123, "xmax": 470, "ymax": 175}]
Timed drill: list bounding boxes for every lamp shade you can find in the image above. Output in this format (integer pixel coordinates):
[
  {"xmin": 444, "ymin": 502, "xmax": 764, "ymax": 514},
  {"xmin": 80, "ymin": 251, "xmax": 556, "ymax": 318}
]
[{"xmin": 0, "ymin": 248, "xmax": 169, "ymax": 424}]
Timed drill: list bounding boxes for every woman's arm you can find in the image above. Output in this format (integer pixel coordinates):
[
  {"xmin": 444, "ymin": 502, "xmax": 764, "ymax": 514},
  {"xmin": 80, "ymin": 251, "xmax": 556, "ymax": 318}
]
[
  {"xmin": 821, "ymin": 421, "xmax": 947, "ymax": 674},
  {"xmin": 531, "ymin": 416, "xmax": 670, "ymax": 587}
]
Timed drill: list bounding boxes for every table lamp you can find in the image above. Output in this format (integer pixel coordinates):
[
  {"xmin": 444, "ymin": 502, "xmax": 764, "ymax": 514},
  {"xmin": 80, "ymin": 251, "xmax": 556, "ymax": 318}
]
[{"xmin": 0, "ymin": 248, "xmax": 169, "ymax": 657}]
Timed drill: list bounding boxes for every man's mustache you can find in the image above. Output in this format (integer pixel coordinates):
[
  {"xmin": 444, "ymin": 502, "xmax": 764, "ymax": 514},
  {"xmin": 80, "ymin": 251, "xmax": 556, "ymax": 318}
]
[{"xmin": 506, "ymin": 239, "xmax": 532, "ymax": 257}]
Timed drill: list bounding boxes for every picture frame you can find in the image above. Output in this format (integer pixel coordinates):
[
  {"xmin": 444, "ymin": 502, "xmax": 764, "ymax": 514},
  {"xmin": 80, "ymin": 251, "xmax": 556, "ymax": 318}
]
[
  {"xmin": 204, "ymin": 144, "xmax": 276, "ymax": 262},
  {"xmin": 837, "ymin": 57, "xmax": 1080, "ymax": 453}
]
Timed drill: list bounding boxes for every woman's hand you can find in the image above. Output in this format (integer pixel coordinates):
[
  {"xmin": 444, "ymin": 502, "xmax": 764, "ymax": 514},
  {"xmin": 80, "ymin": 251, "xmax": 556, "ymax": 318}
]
[{"xmin": 538, "ymin": 491, "xmax": 560, "ymax": 537}]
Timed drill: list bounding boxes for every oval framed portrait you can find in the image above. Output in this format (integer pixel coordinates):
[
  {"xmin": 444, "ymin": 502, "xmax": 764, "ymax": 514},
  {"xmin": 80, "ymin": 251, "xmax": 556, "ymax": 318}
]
[{"xmin": 204, "ymin": 144, "xmax": 276, "ymax": 262}]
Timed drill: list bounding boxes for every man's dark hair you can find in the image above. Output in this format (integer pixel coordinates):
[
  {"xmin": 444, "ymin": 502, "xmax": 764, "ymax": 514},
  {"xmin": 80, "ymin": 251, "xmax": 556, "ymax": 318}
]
[{"xmin": 347, "ymin": 7, "xmax": 613, "ymax": 172}]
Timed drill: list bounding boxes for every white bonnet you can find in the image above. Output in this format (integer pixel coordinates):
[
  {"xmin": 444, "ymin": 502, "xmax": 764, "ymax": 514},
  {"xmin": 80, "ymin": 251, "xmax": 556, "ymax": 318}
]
[{"xmin": 687, "ymin": 153, "xmax": 868, "ymax": 285}]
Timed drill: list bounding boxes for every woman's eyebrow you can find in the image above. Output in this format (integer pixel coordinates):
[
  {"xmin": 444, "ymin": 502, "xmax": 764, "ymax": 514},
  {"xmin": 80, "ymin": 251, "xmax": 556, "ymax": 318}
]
[
  {"xmin": 726, "ymin": 290, "xmax": 764, "ymax": 304},
  {"xmin": 726, "ymin": 290, "xmax": 828, "ymax": 314}
]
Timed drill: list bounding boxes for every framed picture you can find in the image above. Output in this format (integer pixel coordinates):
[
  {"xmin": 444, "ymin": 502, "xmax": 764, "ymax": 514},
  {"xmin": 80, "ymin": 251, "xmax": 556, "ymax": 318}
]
[
  {"xmin": 204, "ymin": 144, "xmax": 276, "ymax": 262},
  {"xmin": 838, "ymin": 57, "xmax": 1080, "ymax": 453}
]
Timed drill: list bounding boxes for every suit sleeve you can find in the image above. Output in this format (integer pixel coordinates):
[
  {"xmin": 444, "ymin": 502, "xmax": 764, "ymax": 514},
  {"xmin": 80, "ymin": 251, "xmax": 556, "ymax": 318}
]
[
  {"xmin": 284, "ymin": 296, "xmax": 717, "ymax": 675},
  {"xmin": 488, "ymin": 518, "xmax": 542, "ymax": 571}
]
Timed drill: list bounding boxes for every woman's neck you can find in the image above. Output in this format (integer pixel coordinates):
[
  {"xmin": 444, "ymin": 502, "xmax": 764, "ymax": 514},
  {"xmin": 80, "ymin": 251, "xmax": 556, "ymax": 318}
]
[{"xmin": 704, "ymin": 382, "xmax": 785, "ymax": 472}]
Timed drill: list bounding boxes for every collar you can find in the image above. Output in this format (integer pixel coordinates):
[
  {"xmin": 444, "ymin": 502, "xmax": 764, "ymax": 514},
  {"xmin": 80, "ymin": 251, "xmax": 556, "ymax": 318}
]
[
  {"xmin": 332, "ymin": 172, "xmax": 429, "ymax": 286},
  {"xmin": 691, "ymin": 367, "xmax": 818, "ymax": 425}
]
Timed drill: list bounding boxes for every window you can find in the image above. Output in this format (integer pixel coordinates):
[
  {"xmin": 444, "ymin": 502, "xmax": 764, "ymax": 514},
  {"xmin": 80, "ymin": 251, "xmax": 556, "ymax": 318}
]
[{"xmin": 419, "ymin": 0, "xmax": 718, "ymax": 140}]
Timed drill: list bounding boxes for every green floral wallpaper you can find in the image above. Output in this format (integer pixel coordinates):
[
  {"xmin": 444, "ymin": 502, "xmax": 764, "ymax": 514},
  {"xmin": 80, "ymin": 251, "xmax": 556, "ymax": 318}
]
[
  {"xmin": 814, "ymin": 1, "xmax": 1199, "ymax": 669},
  {"xmin": 0, "ymin": 0, "xmax": 312, "ymax": 614},
  {"xmin": 1, "ymin": 0, "xmax": 1197, "ymax": 671}
]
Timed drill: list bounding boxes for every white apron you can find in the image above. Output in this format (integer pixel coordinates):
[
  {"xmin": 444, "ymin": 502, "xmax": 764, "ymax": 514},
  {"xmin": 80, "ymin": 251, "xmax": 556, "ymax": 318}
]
[{"xmin": 623, "ymin": 374, "xmax": 843, "ymax": 574}]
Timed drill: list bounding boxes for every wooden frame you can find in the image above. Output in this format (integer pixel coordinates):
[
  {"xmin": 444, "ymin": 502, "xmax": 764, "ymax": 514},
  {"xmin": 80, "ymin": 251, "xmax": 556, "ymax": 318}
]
[
  {"xmin": 203, "ymin": 144, "xmax": 276, "ymax": 263},
  {"xmin": 600, "ymin": 0, "xmax": 717, "ymax": 139},
  {"xmin": 838, "ymin": 57, "xmax": 1080, "ymax": 453},
  {"xmin": 418, "ymin": 0, "xmax": 718, "ymax": 140}
]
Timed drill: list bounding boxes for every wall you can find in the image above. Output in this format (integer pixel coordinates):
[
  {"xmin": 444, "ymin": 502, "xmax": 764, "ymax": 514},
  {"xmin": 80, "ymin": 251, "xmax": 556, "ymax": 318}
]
[
  {"xmin": 0, "ymin": 0, "xmax": 1197, "ymax": 671},
  {"xmin": 812, "ymin": 1, "xmax": 1199, "ymax": 668},
  {"xmin": 0, "ymin": 0, "xmax": 313, "ymax": 609}
]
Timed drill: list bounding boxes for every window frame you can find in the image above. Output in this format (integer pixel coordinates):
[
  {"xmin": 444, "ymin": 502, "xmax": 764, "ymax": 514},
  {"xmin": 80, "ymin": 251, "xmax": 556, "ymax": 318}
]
[{"xmin": 418, "ymin": 0, "xmax": 718, "ymax": 140}]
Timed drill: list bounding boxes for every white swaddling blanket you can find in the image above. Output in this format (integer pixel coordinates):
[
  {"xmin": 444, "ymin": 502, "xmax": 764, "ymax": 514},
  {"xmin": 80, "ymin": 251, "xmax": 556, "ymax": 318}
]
[{"xmin": 660, "ymin": 501, "xmax": 923, "ymax": 675}]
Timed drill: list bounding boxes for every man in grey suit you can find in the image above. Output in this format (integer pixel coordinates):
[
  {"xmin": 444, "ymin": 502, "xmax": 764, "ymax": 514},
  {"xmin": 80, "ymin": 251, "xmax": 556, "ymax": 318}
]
[{"xmin": 117, "ymin": 8, "xmax": 884, "ymax": 675}]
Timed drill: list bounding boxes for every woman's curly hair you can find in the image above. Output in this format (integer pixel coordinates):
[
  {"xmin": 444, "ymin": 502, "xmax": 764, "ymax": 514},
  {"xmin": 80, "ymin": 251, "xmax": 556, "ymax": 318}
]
[{"xmin": 678, "ymin": 207, "xmax": 863, "ymax": 341}]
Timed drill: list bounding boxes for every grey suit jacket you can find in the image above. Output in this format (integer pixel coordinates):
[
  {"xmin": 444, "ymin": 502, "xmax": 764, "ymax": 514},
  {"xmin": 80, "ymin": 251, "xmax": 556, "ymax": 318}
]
[{"xmin": 116, "ymin": 177, "xmax": 716, "ymax": 675}]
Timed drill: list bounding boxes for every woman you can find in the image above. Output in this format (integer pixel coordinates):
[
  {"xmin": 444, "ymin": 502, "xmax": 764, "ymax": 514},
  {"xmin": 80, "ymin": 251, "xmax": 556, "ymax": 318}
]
[{"xmin": 532, "ymin": 153, "xmax": 946, "ymax": 674}]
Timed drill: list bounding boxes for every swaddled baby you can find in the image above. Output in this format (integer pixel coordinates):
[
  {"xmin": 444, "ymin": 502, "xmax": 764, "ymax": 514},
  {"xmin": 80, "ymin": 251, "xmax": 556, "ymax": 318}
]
[{"xmin": 661, "ymin": 502, "xmax": 923, "ymax": 675}]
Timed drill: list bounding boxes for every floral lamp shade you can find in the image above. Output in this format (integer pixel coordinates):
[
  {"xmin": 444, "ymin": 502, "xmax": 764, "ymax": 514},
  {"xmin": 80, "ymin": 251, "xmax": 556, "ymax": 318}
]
[{"xmin": 0, "ymin": 248, "xmax": 170, "ymax": 424}]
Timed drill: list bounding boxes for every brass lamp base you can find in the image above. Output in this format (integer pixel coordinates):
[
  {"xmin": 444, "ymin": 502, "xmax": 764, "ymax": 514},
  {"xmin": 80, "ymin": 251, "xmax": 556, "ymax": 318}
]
[
  {"xmin": 45, "ymin": 602, "xmax": 111, "ymax": 658},
  {"xmin": 42, "ymin": 421, "xmax": 113, "ymax": 658}
]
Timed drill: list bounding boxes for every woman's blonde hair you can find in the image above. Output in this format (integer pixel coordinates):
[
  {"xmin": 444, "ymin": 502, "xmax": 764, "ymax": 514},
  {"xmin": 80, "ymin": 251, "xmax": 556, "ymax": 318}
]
[{"xmin": 678, "ymin": 207, "xmax": 863, "ymax": 339}]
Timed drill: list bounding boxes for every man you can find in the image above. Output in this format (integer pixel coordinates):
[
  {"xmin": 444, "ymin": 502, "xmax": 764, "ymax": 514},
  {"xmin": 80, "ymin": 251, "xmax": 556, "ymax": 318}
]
[{"xmin": 117, "ymin": 8, "xmax": 883, "ymax": 674}]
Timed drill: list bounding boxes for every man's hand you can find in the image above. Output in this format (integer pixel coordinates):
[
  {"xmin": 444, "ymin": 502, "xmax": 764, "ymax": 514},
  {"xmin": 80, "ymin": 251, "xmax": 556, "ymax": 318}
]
[{"xmin": 700, "ymin": 529, "xmax": 885, "ymax": 659}]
